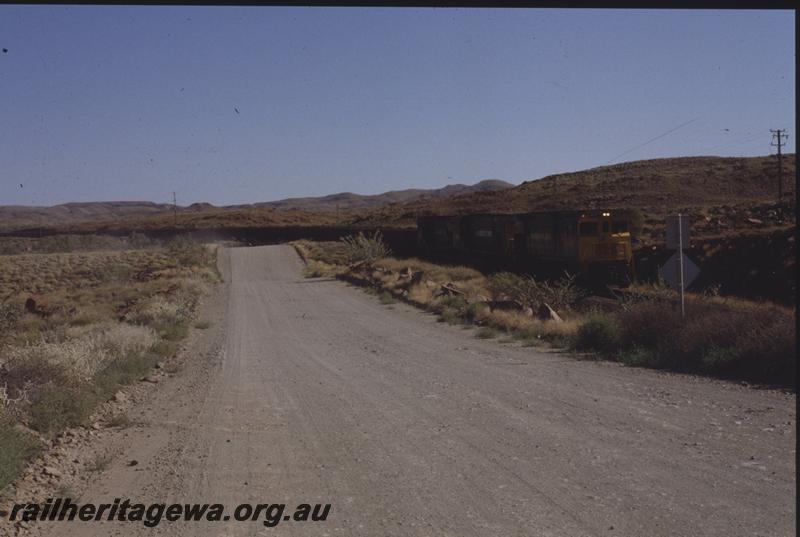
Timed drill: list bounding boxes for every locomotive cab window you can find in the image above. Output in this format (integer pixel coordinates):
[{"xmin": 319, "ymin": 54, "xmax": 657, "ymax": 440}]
[
  {"xmin": 602, "ymin": 221, "xmax": 609, "ymax": 233},
  {"xmin": 612, "ymin": 221, "xmax": 629, "ymax": 233},
  {"xmin": 579, "ymin": 222, "xmax": 598, "ymax": 236}
]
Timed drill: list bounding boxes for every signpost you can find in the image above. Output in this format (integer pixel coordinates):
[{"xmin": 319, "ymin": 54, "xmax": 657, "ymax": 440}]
[{"xmin": 660, "ymin": 214, "xmax": 699, "ymax": 318}]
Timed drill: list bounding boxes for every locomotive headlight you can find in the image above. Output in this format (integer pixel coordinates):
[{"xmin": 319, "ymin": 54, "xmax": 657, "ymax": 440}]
[{"xmin": 602, "ymin": 212, "xmax": 611, "ymax": 217}]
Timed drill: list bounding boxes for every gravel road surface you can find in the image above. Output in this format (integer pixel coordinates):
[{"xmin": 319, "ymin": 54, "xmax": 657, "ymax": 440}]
[{"xmin": 30, "ymin": 245, "xmax": 795, "ymax": 537}]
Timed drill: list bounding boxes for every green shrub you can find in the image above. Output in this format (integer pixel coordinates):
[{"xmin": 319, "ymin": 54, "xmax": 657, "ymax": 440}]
[
  {"xmin": 93, "ymin": 352, "xmax": 158, "ymax": 399},
  {"xmin": 151, "ymin": 339, "xmax": 179, "ymax": 358},
  {"xmin": 28, "ymin": 385, "xmax": 95, "ymax": 435},
  {"xmin": 575, "ymin": 313, "xmax": 620, "ymax": 353},
  {"xmin": 439, "ymin": 308, "xmax": 465, "ymax": 325},
  {"xmin": 439, "ymin": 295, "xmax": 467, "ymax": 311},
  {"xmin": 475, "ymin": 327, "xmax": 500, "ymax": 339},
  {"xmin": 512, "ymin": 327, "xmax": 540, "ymax": 341},
  {"xmin": 611, "ymin": 297, "xmax": 795, "ymax": 385},
  {"xmin": 96, "ymin": 264, "xmax": 135, "ymax": 284},
  {"xmin": 0, "ymin": 300, "xmax": 21, "ymax": 335},
  {"xmin": 620, "ymin": 347, "xmax": 657, "ymax": 367},
  {"xmin": 465, "ymin": 301, "xmax": 489, "ymax": 322},
  {"xmin": 379, "ymin": 292, "xmax": 396, "ymax": 305},
  {"xmin": 0, "ymin": 420, "xmax": 42, "ymax": 491},
  {"xmin": 157, "ymin": 321, "xmax": 189, "ymax": 341},
  {"xmin": 487, "ymin": 272, "xmax": 525, "ymax": 300}
]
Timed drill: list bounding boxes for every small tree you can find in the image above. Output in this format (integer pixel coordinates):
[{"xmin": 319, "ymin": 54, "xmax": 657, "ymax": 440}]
[{"xmin": 340, "ymin": 231, "xmax": 391, "ymax": 266}]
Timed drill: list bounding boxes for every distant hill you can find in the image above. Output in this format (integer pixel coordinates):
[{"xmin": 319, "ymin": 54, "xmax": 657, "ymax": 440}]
[
  {"xmin": 0, "ymin": 179, "xmax": 514, "ymax": 232},
  {"xmin": 0, "ymin": 201, "xmax": 174, "ymax": 232},
  {"xmin": 233, "ymin": 179, "xmax": 514, "ymax": 212}
]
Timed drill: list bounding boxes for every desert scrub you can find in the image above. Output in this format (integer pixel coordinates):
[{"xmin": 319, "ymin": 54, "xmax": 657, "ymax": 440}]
[
  {"xmin": 92, "ymin": 352, "xmax": 158, "ymax": 401},
  {"xmin": 473, "ymin": 308, "xmax": 578, "ymax": 343},
  {"xmin": 437, "ymin": 295, "xmax": 468, "ymax": 324},
  {"xmin": 23, "ymin": 350, "xmax": 156, "ymax": 436},
  {"xmin": 488, "ymin": 271, "xmax": 584, "ymax": 311},
  {"xmin": 28, "ymin": 383, "xmax": 96, "ymax": 434},
  {"xmin": 575, "ymin": 313, "xmax": 620, "ymax": 353},
  {"xmin": 0, "ymin": 233, "xmax": 161, "ymax": 256},
  {"xmin": 124, "ymin": 295, "xmax": 191, "ymax": 327},
  {"xmin": 303, "ymin": 260, "xmax": 338, "ymax": 278},
  {"xmin": 3, "ymin": 323, "xmax": 157, "ymax": 381},
  {"xmin": 293, "ymin": 240, "xmax": 351, "ymax": 266},
  {"xmin": 475, "ymin": 327, "xmax": 500, "ymax": 339},
  {"xmin": 620, "ymin": 347, "xmax": 657, "ymax": 367},
  {"xmin": 437, "ymin": 295, "xmax": 468, "ymax": 313},
  {"xmin": 0, "ymin": 300, "xmax": 21, "ymax": 335},
  {"xmin": 465, "ymin": 301, "xmax": 489, "ymax": 322},
  {"xmin": 340, "ymin": 231, "xmax": 391, "ymax": 265},
  {"xmin": 166, "ymin": 236, "xmax": 212, "ymax": 268},
  {"xmin": 0, "ymin": 238, "xmax": 219, "ymax": 490},
  {"xmin": 598, "ymin": 297, "xmax": 795, "ymax": 385},
  {"xmin": 379, "ymin": 292, "xmax": 396, "ymax": 305},
  {"xmin": 0, "ymin": 417, "xmax": 41, "ymax": 491}
]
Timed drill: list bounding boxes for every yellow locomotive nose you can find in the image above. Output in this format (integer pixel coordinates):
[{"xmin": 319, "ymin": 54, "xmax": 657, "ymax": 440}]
[{"xmin": 578, "ymin": 212, "xmax": 632, "ymax": 264}]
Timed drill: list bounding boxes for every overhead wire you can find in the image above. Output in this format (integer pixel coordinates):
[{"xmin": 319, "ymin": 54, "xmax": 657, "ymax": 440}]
[{"xmin": 603, "ymin": 117, "xmax": 701, "ymax": 165}]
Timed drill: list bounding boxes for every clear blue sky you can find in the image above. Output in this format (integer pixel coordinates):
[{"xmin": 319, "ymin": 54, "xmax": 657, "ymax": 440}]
[{"xmin": 0, "ymin": 7, "xmax": 795, "ymax": 207}]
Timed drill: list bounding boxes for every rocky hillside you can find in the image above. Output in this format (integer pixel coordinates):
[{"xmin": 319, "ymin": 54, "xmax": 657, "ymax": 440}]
[{"xmin": 347, "ymin": 154, "xmax": 796, "ymax": 243}]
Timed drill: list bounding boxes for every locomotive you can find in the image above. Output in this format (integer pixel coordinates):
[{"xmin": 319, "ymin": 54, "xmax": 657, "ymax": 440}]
[{"xmin": 417, "ymin": 209, "xmax": 635, "ymax": 282}]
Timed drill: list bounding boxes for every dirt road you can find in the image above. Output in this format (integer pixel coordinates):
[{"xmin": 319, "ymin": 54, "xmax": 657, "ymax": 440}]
[{"xmin": 26, "ymin": 245, "xmax": 795, "ymax": 536}]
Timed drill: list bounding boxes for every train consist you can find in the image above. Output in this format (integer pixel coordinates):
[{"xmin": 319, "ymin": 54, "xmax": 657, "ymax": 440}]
[{"xmin": 417, "ymin": 209, "xmax": 636, "ymax": 281}]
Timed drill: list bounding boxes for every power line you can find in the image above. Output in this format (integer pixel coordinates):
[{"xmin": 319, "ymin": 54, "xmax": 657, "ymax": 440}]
[{"xmin": 605, "ymin": 117, "xmax": 701, "ymax": 165}]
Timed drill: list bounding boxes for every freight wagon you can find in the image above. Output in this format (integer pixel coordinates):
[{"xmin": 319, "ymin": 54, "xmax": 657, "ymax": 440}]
[{"xmin": 417, "ymin": 209, "xmax": 635, "ymax": 282}]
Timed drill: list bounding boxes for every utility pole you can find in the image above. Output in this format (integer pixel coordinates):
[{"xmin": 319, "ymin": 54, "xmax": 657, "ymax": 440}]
[
  {"xmin": 677, "ymin": 213, "xmax": 685, "ymax": 319},
  {"xmin": 172, "ymin": 191, "xmax": 178, "ymax": 227},
  {"xmin": 770, "ymin": 129, "xmax": 788, "ymax": 208}
]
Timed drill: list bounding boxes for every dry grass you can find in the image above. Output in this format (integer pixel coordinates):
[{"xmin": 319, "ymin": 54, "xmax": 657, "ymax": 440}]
[
  {"xmin": 0, "ymin": 237, "xmax": 219, "ymax": 492},
  {"xmin": 377, "ymin": 257, "xmax": 484, "ymax": 286},
  {"xmin": 2, "ymin": 323, "xmax": 157, "ymax": 381},
  {"xmin": 474, "ymin": 309, "xmax": 578, "ymax": 340}
]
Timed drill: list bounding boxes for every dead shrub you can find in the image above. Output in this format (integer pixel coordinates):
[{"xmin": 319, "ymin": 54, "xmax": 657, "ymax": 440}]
[{"xmin": 488, "ymin": 271, "xmax": 584, "ymax": 311}]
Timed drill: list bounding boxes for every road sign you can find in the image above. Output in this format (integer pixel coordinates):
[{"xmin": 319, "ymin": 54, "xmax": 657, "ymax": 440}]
[
  {"xmin": 666, "ymin": 215, "xmax": 690, "ymax": 250},
  {"xmin": 659, "ymin": 250, "xmax": 700, "ymax": 291}
]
